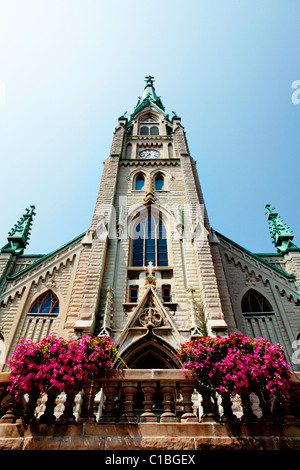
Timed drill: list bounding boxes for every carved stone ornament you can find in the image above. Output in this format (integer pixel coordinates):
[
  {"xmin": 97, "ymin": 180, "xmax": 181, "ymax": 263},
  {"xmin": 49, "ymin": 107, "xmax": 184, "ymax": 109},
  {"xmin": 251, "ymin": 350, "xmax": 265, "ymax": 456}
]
[
  {"xmin": 245, "ymin": 278, "xmax": 255, "ymax": 288},
  {"xmin": 138, "ymin": 306, "xmax": 162, "ymax": 328}
]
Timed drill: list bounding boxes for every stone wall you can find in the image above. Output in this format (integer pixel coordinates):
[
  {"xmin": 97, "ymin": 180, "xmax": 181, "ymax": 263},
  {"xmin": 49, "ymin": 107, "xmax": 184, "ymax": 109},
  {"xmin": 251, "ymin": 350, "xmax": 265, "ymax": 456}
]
[{"xmin": 0, "ymin": 421, "xmax": 299, "ymax": 450}]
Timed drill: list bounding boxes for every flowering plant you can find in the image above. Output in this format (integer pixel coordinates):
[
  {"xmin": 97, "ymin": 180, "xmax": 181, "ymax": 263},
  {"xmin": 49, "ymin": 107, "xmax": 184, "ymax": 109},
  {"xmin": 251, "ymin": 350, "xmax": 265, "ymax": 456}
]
[
  {"xmin": 176, "ymin": 333, "xmax": 291, "ymax": 404},
  {"xmin": 7, "ymin": 335, "xmax": 118, "ymax": 400}
]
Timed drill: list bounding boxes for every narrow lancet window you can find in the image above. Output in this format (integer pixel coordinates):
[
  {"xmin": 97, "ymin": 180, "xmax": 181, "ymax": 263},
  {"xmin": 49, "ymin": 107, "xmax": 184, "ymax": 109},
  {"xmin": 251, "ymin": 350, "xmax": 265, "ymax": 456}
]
[
  {"xmin": 135, "ymin": 174, "xmax": 145, "ymax": 190},
  {"xmin": 155, "ymin": 174, "xmax": 164, "ymax": 190}
]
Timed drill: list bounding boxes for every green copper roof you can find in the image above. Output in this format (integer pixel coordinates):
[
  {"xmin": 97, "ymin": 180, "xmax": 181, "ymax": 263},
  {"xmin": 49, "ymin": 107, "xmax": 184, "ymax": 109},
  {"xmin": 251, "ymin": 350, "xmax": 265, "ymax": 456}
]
[
  {"xmin": 1, "ymin": 205, "xmax": 36, "ymax": 255},
  {"xmin": 215, "ymin": 230, "xmax": 296, "ymax": 280},
  {"xmin": 7, "ymin": 232, "xmax": 85, "ymax": 280},
  {"xmin": 129, "ymin": 76, "xmax": 169, "ymax": 120},
  {"xmin": 265, "ymin": 204, "xmax": 300, "ymax": 254}
]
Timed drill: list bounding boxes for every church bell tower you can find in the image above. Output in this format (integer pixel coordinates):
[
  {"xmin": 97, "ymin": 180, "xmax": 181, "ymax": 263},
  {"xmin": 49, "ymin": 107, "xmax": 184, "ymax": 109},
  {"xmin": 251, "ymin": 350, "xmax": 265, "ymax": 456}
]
[{"xmin": 69, "ymin": 76, "xmax": 232, "ymax": 368}]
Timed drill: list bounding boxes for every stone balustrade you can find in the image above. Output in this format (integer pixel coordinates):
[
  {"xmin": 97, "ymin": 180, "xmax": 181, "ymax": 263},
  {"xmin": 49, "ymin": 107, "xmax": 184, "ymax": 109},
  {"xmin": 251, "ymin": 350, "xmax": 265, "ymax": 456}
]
[{"xmin": 1, "ymin": 370, "xmax": 300, "ymax": 426}]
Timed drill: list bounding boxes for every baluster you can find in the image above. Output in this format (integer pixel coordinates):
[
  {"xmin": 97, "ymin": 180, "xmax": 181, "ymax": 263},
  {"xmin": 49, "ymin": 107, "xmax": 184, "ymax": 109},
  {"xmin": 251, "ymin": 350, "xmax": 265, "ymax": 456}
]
[
  {"xmin": 54, "ymin": 391, "xmax": 67, "ymax": 421},
  {"xmin": 240, "ymin": 390, "xmax": 258, "ymax": 423},
  {"xmin": 180, "ymin": 381, "xmax": 198, "ymax": 422},
  {"xmin": 199, "ymin": 386, "xmax": 218, "ymax": 423},
  {"xmin": 60, "ymin": 386, "xmax": 80, "ymax": 422},
  {"xmin": 120, "ymin": 381, "xmax": 138, "ymax": 423},
  {"xmin": 220, "ymin": 392, "xmax": 238, "ymax": 423},
  {"xmin": 140, "ymin": 382, "xmax": 157, "ymax": 422},
  {"xmin": 24, "ymin": 390, "xmax": 40, "ymax": 422},
  {"xmin": 99, "ymin": 384, "xmax": 118, "ymax": 423},
  {"xmin": 73, "ymin": 390, "xmax": 84, "ymax": 422},
  {"xmin": 34, "ymin": 393, "xmax": 48, "ymax": 421},
  {"xmin": 39, "ymin": 389, "xmax": 57, "ymax": 423},
  {"xmin": 160, "ymin": 382, "xmax": 179, "ymax": 423},
  {"xmin": 258, "ymin": 393, "xmax": 274, "ymax": 423},
  {"xmin": 80, "ymin": 378, "xmax": 100, "ymax": 422},
  {"xmin": 0, "ymin": 399, "xmax": 16, "ymax": 423}
]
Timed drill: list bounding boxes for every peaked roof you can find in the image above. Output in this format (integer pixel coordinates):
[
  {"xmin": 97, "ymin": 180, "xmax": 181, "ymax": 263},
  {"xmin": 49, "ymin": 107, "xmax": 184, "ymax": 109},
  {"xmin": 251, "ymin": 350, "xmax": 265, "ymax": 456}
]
[{"xmin": 1, "ymin": 205, "xmax": 36, "ymax": 255}]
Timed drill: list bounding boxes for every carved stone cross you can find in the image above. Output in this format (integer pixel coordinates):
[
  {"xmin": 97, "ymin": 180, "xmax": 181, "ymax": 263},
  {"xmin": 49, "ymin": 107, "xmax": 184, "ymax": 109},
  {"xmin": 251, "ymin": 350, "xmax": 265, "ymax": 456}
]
[{"xmin": 146, "ymin": 261, "xmax": 154, "ymax": 276}]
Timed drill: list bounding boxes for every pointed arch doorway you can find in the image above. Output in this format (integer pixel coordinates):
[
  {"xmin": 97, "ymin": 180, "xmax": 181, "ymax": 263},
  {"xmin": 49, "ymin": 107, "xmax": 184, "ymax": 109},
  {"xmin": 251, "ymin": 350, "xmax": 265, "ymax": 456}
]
[{"xmin": 118, "ymin": 334, "xmax": 181, "ymax": 370}]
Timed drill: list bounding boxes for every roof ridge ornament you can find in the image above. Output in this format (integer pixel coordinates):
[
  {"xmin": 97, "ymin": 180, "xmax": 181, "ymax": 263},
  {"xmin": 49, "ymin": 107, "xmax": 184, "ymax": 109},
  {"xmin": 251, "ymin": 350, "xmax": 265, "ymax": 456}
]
[
  {"xmin": 1, "ymin": 205, "xmax": 36, "ymax": 255},
  {"xmin": 265, "ymin": 204, "xmax": 300, "ymax": 254}
]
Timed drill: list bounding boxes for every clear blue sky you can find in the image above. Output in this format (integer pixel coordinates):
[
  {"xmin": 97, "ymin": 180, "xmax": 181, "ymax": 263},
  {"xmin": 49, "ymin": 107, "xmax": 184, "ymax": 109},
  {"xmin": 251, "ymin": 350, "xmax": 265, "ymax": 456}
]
[{"xmin": 0, "ymin": 0, "xmax": 299, "ymax": 255}]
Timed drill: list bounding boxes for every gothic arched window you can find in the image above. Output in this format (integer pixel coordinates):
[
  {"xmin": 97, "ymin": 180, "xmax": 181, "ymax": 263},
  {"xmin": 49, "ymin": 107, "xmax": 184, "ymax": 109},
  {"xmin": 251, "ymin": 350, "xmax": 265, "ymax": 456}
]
[
  {"xmin": 135, "ymin": 173, "xmax": 145, "ymax": 190},
  {"xmin": 20, "ymin": 290, "xmax": 59, "ymax": 343},
  {"xmin": 241, "ymin": 289, "xmax": 273, "ymax": 314},
  {"xmin": 29, "ymin": 290, "xmax": 59, "ymax": 314},
  {"xmin": 139, "ymin": 125, "xmax": 159, "ymax": 136},
  {"xmin": 150, "ymin": 126, "xmax": 159, "ymax": 135},
  {"xmin": 132, "ymin": 213, "xmax": 168, "ymax": 267},
  {"xmin": 155, "ymin": 173, "xmax": 164, "ymax": 190},
  {"xmin": 241, "ymin": 289, "xmax": 280, "ymax": 346},
  {"xmin": 140, "ymin": 126, "xmax": 149, "ymax": 135}
]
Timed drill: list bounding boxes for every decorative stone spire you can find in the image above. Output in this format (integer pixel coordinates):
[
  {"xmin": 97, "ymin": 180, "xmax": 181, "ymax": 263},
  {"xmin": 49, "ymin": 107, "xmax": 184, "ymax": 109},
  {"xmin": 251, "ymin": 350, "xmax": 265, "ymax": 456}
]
[
  {"xmin": 265, "ymin": 204, "xmax": 300, "ymax": 253},
  {"xmin": 1, "ymin": 205, "xmax": 36, "ymax": 255}
]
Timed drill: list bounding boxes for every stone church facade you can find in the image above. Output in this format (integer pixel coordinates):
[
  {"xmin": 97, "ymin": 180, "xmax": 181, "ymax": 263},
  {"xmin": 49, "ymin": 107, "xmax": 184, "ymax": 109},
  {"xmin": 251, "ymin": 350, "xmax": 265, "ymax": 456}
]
[
  {"xmin": 0, "ymin": 77, "xmax": 300, "ymax": 450},
  {"xmin": 1, "ymin": 76, "xmax": 299, "ymax": 371}
]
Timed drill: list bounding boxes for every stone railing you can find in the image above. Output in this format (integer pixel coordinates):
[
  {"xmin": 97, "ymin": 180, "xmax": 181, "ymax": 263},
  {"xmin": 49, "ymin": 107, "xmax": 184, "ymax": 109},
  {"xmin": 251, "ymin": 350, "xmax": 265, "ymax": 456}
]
[{"xmin": 1, "ymin": 369, "xmax": 300, "ymax": 425}]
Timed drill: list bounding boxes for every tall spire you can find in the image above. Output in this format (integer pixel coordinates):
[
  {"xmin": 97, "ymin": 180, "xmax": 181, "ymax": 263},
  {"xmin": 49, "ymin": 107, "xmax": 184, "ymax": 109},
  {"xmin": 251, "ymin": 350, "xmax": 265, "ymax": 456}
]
[
  {"xmin": 1, "ymin": 205, "xmax": 36, "ymax": 255},
  {"xmin": 130, "ymin": 75, "xmax": 167, "ymax": 119},
  {"xmin": 265, "ymin": 204, "xmax": 300, "ymax": 253}
]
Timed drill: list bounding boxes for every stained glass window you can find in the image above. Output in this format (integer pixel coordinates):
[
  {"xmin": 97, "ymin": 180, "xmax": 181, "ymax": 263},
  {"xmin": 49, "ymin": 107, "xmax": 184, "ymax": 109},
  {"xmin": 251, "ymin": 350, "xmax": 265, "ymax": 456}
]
[
  {"xmin": 29, "ymin": 291, "xmax": 59, "ymax": 315},
  {"xmin": 132, "ymin": 213, "xmax": 168, "ymax": 267}
]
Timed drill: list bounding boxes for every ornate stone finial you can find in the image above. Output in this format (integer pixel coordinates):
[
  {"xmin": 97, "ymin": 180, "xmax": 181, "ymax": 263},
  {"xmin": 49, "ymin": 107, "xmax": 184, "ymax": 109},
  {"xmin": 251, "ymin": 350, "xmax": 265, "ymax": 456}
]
[
  {"xmin": 265, "ymin": 204, "xmax": 300, "ymax": 253},
  {"xmin": 98, "ymin": 287, "xmax": 114, "ymax": 337},
  {"xmin": 186, "ymin": 287, "xmax": 202, "ymax": 338},
  {"xmin": 1, "ymin": 205, "xmax": 36, "ymax": 255}
]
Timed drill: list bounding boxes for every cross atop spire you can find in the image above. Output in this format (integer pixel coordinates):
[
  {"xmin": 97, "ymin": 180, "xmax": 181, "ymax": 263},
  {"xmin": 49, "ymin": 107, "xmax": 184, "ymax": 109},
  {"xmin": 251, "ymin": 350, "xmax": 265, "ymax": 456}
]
[
  {"xmin": 265, "ymin": 204, "xmax": 300, "ymax": 253},
  {"xmin": 1, "ymin": 205, "xmax": 36, "ymax": 255},
  {"xmin": 144, "ymin": 75, "xmax": 155, "ymax": 86}
]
